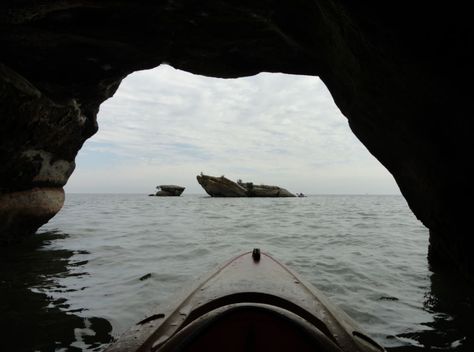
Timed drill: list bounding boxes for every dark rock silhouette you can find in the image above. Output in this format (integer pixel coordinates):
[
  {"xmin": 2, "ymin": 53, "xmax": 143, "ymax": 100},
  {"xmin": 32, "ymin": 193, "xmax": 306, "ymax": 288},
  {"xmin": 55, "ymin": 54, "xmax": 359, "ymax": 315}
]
[
  {"xmin": 0, "ymin": 2, "xmax": 472, "ymax": 276},
  {"xmin": 152, "ymin": 185, "xmax": 185, "ymax": 197},
  {"xmin": 197, "ymin": 174, "xmax": 295, "ymax": 197}
]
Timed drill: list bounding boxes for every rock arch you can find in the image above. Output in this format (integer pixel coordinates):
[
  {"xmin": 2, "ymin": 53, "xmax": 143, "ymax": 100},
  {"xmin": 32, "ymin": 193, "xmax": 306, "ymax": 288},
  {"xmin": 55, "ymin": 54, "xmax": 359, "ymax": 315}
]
[{"xmin": 1, "ymin": 2, "xmax": 472, "ymax": 276}]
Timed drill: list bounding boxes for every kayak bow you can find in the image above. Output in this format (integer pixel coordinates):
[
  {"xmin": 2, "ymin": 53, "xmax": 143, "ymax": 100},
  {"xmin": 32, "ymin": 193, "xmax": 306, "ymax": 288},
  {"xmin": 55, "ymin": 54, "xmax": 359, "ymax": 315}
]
[{"xmin": 106, "ymin": 249, "xmax": 385, "ymax": 352}]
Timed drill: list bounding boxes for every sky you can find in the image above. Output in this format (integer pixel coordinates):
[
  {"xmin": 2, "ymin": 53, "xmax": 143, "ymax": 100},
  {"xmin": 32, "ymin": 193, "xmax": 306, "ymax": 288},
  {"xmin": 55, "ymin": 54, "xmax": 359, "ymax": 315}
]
[{"xmin": 65, "ymin": 65, "xmax": 400, "ymax": 195}]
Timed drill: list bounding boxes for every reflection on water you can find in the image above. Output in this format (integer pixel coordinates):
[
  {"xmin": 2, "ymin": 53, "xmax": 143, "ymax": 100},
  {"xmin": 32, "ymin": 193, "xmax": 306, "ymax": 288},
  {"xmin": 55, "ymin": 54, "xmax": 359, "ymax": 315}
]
[
  {"xmin": 1, "ymin": 194, "xmax": 473, "ymax": 352},
  {"xmin": 388, "ymin": 268, "xmax": 473, "ymax": 351},
  {"xmin": 0, "ymin": 231, "xmax": 113, "ymax": 352},
  {"xmin": 2, "ymin": 232, "xmax": 473, "ymax": 351}
]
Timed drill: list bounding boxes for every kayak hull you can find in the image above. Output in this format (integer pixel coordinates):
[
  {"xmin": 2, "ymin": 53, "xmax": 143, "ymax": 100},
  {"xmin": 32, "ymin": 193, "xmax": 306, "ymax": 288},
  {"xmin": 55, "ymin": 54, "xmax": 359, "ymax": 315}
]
[{"xmin": 106, "ymin": 250, "xmax": 385, "ymax": 352}]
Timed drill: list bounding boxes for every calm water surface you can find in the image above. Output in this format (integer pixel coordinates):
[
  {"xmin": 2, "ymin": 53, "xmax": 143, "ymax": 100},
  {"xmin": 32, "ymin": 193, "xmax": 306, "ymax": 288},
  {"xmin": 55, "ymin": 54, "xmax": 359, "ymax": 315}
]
[{"xmin": 0, "ymin": 194, "xmax": 472, "ymax": 351}]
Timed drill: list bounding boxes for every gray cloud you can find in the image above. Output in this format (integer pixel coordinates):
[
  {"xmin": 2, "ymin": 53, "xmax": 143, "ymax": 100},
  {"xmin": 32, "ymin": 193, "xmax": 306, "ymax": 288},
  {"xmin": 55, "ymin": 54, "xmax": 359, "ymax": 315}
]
[{"xmin": 66, "ymin": 65, "xmax": 399, "ymax": 194}]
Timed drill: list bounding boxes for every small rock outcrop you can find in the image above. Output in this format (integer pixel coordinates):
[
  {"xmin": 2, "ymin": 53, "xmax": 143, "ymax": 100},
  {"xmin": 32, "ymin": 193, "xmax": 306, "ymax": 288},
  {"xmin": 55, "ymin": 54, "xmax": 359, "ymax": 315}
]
[
  {"xmin": 196, "ymin": 174, "xmax": 295, "ymax": 197},
  {"xmin": 151, "ymin": 185, "xmax": 185, "ymax": 197}
]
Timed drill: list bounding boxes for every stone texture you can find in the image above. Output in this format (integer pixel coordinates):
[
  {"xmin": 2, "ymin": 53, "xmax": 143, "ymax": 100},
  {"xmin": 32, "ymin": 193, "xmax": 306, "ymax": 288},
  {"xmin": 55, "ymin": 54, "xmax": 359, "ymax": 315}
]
[
  {"xmin": 239, "ymin": 182, "xmax": 295, "ymax": 198},
  {"xmin": 0, "ymin": 187, "xmax": 64, "ymax": 243},
  {"xmin": 197, "ymin": 175, "xmax": 248, "ymax": 197},
  {"xmin": 0, "ymin": 2, "xmax": 472, "ymax": 276},
  {"xmin": 250, "ymin": 185, "xmax": 295, "ymax": 198},
  {"xmin": 197, "ymin": 174, "xmax": 295, "ymax": 197}
]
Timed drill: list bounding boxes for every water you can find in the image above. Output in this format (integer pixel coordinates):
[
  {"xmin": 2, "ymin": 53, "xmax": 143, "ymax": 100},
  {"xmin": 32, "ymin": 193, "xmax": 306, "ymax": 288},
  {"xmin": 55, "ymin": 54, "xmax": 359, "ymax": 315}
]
[{"xmin": 0, "ymin": 194, "xmax": 472, "ymax": 351}]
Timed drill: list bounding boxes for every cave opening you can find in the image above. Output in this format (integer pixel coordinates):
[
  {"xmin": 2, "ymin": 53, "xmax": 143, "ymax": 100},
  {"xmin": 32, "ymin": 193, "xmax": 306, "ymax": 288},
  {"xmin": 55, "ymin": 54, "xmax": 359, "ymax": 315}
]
[
  {"xmin": 36, "ymin": 65, "xmax": 443, "ymax": 352},
  {"xmin": 1, "ymin": 2, "xmax": 473, "ymax": 350},
  {"xmin": 66, "ymin": 64, "xmax": 399, "ymax": 196}
]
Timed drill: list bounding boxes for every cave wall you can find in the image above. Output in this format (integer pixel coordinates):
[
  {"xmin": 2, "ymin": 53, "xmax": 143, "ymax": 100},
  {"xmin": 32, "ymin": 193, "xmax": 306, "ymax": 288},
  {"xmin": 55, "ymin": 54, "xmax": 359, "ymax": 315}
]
[{"xmin": 1, "ymin": 1, "xmax": 472, "ymax": 275}]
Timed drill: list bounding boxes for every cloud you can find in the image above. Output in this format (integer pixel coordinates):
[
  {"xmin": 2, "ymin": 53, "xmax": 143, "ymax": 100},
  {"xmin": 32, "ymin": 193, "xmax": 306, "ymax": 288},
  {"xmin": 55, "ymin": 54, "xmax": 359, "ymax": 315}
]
[{"xmin": 66, "ymin": 65, "xmax": 400, "ymax": 194}]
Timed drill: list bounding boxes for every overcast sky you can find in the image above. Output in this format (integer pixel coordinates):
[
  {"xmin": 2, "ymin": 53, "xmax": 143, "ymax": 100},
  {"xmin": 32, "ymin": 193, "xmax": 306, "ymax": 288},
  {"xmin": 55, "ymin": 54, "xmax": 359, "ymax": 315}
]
[{"xmin": 65, "ymin": 65, "xmax": 400, "ymax": 195}]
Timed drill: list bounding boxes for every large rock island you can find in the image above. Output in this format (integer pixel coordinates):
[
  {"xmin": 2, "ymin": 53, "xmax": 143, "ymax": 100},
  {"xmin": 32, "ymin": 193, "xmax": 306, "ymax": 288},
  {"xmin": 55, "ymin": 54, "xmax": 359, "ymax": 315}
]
[{"xmin": 197, "ymin": 174, "xmax": 295, "ymax": 197}]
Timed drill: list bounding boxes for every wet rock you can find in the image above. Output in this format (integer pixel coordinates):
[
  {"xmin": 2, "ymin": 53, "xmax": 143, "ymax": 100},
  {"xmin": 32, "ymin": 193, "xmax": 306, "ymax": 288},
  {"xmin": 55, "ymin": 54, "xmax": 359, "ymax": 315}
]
[
  {"xmin": 0, "ymin": 187, "xmax": 64, "ymax": 243},
  {"xmin": 0, "ymin": 61, "xmax": 97, "ymax": 243}
]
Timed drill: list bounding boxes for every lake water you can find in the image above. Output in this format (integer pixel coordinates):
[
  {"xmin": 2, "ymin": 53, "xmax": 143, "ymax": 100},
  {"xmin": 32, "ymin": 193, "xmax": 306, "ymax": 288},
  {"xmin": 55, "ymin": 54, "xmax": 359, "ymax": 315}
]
[{"xmin": 0, "ymin": 194, "xmax": 472, "ymax": 351}]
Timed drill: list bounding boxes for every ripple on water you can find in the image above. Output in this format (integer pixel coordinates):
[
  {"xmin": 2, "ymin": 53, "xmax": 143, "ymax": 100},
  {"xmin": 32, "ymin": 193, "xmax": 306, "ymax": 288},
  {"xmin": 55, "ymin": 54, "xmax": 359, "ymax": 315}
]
[{"xmin": 16, "ymin": 194, "xmax": 471, "ymax": 351}]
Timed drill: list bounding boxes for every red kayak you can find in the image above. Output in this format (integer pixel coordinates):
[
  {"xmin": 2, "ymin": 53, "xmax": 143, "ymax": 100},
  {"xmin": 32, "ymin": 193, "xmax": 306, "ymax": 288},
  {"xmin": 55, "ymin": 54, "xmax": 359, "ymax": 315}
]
[{"xmin": 106, "ymin": 249, "xmax": 385, "ymax": 352}]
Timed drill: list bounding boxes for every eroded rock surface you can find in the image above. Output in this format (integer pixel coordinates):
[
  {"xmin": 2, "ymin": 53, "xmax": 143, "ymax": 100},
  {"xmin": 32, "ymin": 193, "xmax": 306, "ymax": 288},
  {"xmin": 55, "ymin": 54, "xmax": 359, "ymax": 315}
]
[
  {"xmin": 0, "ymin": 187, "xmax": 64, "ymax": 243},
  {"xmin": 238, "ymin": 181, "xmax": 296, "ymax": 198},
  {"xmin": 197, "ymin": 174, "xmax": 295, "ymax": 197},
  {"xmin": 197, "ymin": 175, "xmax": 248, "ymax": 197},
  {"xmin": 0, "ymin": 2, "xmax": 472, "ymax": 275},
  {"xmin": 154, "ymin": 185, "xmax": 185, "ymax": 197}
]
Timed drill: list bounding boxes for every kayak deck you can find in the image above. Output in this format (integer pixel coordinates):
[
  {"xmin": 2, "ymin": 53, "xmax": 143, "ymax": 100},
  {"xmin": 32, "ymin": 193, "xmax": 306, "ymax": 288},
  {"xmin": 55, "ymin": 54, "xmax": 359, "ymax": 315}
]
[{"xmin": 106, "ymin": 250, "xmax": 385, "ymax": 352}]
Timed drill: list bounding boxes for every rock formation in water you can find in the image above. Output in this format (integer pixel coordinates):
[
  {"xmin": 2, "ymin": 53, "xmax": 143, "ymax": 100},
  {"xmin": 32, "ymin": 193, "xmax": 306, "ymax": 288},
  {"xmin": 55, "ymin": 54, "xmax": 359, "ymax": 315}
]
[
  {"xmin": 0, "ymin": 2, "xmax": 472, "ymax": 276},
  {"xmin": 152, "ymin": 185, "xmax": 185, "ymax": 197},
  {"xmin": 197, "ymin": 175, "xmax": 247, "ymax": 197},
  {"xmin": 197, "ymin": 174, "xmax": 295, "ymax": 197},
  {"xmin": 237, "ymin": 180, "xmax": 295, "ymax": 198}
]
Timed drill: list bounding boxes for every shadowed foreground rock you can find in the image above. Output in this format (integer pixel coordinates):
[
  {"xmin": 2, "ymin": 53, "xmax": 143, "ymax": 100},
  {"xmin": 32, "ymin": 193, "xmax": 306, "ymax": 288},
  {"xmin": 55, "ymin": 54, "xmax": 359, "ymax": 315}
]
[
  {"xmin": 0, "ymin": 2, "xmax": 473, "ymax": 276},
  {"xmin": 197, "ymin": 174, "xmax": 295, "ymax": 197},
  {"xmin": 0, "ymin": 187, "xmax": 64, "ymax": 243}
]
